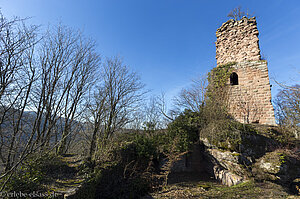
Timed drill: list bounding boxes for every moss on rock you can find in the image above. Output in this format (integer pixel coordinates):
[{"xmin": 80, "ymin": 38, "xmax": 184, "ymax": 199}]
[{"xmin": 252, "ymin": 150, "xmax": 300, "ymax": 184}]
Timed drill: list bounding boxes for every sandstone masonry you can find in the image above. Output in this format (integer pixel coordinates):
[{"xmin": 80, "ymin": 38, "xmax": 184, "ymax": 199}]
[
  {"xmin": 216, "ymin": 17, "xmax": 261, "ymax": 66},
  {"xmin": 215, "ymin": 17, "xmax": 276, "ymax": 125}
]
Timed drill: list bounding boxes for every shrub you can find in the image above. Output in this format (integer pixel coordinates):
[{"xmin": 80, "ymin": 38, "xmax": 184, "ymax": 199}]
[
  {"xmin": 3, "ymin": 153, "xmax": 70, "ymax": 193},
  {"xmin": 73, "ymin": 133, "xmax": 159, "ymax": 199},
  {"xmin": 167, "ymin": 109, "xmax": 202, "ymax": 152},
  {"xmin": 134, "ymin": 134, "xmax": 158, "ymax": 160}
]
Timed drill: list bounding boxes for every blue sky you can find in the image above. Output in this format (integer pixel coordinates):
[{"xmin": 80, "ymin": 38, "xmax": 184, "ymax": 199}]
[{"xmin": 1, "ymin": 0, "xmax": 300, "ymax": 105}]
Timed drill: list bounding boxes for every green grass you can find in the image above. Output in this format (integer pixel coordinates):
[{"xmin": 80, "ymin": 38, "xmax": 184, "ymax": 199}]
[{"xmin": 149, "ymin": 180, "xmax": 293, "ymax": 199}]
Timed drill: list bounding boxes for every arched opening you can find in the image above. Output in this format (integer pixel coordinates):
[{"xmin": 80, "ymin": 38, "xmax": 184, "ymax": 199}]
[{"xmin": 230, "ymin": 72, "xmax": 238, "ymax": 85}]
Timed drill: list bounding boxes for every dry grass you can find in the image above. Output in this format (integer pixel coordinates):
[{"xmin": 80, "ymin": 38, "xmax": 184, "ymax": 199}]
[{"xmin": 145, "ymin": 180, "xmax": 296, "ymax": 199}]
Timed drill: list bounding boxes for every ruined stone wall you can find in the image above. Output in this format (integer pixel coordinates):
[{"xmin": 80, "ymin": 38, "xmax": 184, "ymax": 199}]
[
  {"xmin": 227, "ymin": 61, "xmax": 276, "ymax": 125},
  {"xmin": 216, "ymin": 17, "xmax": 261, "ymax": 66},
  {"xmin": 171, "ymin": 144, "xmax": 205, "ymax": 173},
  {"xmin": 215, "ymin": 17, "xmax": 276, "ymax": 125}
]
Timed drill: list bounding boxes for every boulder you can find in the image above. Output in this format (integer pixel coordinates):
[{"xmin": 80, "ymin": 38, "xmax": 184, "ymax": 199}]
[
  {"xmin": 213, "ymin": 165, "xmax": 245, "ymax": 186},
  {"xmin": 207, "ymin": 148, "xmax": 248, "ymax": 177},
  {"xmin": 252, "ymin": 150, "xmax": 300, "ymax": 184},
  {"xmin": 202, "ymin": 144, "xmax": 250, "ymax": 186}
]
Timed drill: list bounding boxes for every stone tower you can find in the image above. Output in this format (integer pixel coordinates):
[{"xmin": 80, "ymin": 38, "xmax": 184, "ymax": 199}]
[{"xmin": 215, "ymin": 16, "xmax": 276, "ymax": 125}]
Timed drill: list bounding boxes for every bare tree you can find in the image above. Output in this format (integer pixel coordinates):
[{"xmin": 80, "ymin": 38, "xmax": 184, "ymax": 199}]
[
  {"xmin": 141, "ymin": 96, "xmax": 166, "ymax": 133},
  {"xmin": 173, "ymin": 75, "xmax": 208, "ymax": 113},
  {"xmin": 0, "ymin": 11, "xmax": 104, "ymax": 190},
  {"xmin": 102, "ymin": 56, "xmax": 145, "ymax": 139},
  {"xmin": 0, "ymin": 13, "xmax": 39, "ymax": 172},
  {"xmin": 0, "ymin": 13, "xmax": 43, "ymax": 190},
  {"xmin": 227, "ymin": 6, "xmax": 247, "ymax": 21},
  {"xmin": 156, "ymin": 92, "xmax": 175, "ymax": 122},
  {"xmin": 6, "ymin": 24, "xmax": 100, "ymax": 155},
  {"xmin": 30, "ymin": 25, "xmax": 77, "ymax": 152},
  {"xmin": 86, "ymin": 86, "xmax": 107, "ymax": 159},
  {"xmin": 275, "ymin": 84, "xmax": 300, "ymax": 138},
  {"xmin": 57, "ymin": 32, "xmax": 100, "ymax": 154},
  {"xmin": 87, "ymin": 56, "xmax": 145, "ymax": 159}
]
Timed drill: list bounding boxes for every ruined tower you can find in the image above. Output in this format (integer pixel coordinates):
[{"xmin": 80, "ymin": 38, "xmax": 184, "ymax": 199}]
[{"xmin": 215, "ymin": 16, "xmax": 276, "ymax": 125}]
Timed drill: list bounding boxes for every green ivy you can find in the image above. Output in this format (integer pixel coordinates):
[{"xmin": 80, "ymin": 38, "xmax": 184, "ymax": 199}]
[{"xmin": 207, "ymin": 62, "xmax": 235, "ymax": 99}]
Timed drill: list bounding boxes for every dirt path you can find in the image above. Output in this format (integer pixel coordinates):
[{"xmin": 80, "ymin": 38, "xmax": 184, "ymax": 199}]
[
  {"xmin": 144, "ymin": 172, "xmax": 297, "ymax": 199},
  {"xmin": 45, "ymin": 154, "xmax": 86, "ymax": 199}
]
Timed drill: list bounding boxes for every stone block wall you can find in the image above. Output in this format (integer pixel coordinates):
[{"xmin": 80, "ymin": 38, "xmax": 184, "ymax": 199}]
[
  {"xmin": 216, "ymin": 17, "xmax": 261, "ymax": 66},
  {"xmin": 215, "ymin": 17, "xmax": 276, "ymax": 125},
  {"xmin": 171, "ymin": 144, "xmax": 205, "ymax": 173},
  {"xmin": 227, "ymin": 61, "xmax": 276, "ymax": 125}
]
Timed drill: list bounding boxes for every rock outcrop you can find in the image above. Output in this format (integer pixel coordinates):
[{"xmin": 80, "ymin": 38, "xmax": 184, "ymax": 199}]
[
  {"xmin": 252, "ymin": 150, "xmax": 300, "ymax": 184},
  {"xmin": 213, "ymin": 165, "xmax": 245, "ymax": 187}
]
